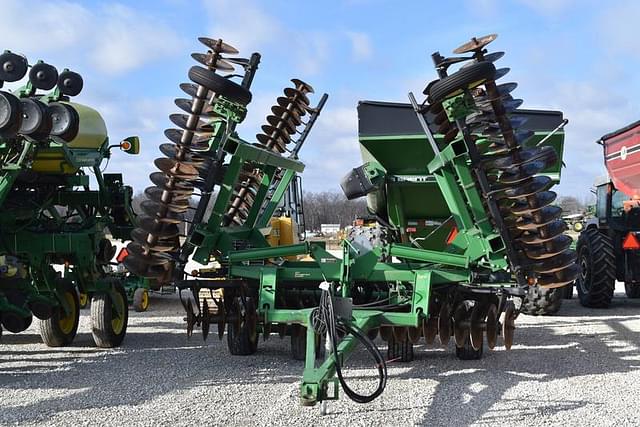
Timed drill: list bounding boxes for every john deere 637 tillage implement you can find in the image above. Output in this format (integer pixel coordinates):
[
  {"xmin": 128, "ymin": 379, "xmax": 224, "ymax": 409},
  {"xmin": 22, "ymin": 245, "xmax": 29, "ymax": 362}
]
[
  {"xmin": 125, "ymin": 34, "xmax": 577, "ymax": 407},
  {"xmin": 0, "ymin": 51, "xmax": 138, "ymax": 347}
]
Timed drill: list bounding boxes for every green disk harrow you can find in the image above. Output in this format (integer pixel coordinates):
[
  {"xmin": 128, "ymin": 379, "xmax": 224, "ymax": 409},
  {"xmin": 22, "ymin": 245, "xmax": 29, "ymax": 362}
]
[
  {"xmin": 128, "ymin": 34, "xmax": 577, "ymax": 407},
  {"xmin": 0, "ymin": 51, "xmax": 139, "ymax": 347}
]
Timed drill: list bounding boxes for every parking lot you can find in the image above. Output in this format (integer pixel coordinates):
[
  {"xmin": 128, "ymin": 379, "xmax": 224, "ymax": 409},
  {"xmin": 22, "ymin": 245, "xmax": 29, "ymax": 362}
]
[{"xmin": 2, "ymin": 284, "xmax": 640, "ymax": 426}]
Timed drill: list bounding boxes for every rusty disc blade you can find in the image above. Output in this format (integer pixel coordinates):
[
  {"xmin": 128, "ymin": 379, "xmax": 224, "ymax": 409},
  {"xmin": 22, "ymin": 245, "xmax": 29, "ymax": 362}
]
[
  {"xmin": 180, "ymin": 83, "xmax": 208, "ymax": 99},
  {"xmin": 453, "ymin": 33, "xmax": 498, "ymax": 54},
  {"xmin": 202, "ymin": 299, "xmax": 210, "ymax": 341},
  {"xmin": 379, "ymin": 325, "xmax": 393, "ymax": 342},
  {"xmin": 174, "ymin": 98, "xmax": 218, "ymax": 117},
  {"xmin": 502, "ymin": 302, "xmax": 516, "ymax": 350},
  {"xmin": 137, "ymin": 215, "xmax": 180, "ymax": 238},
  {"xmin": 198, "ymin": 37, "xmax": 239, "ymax": 54},
  {"xmin": 276, "ymin": 96, "xmax": 309, "ymax": 115},
  {"xmin": 283, "ymin": 87, "xmax": 310, "ymax": 106},
  {"xmin": 453, "ymin": 304, "xmax": 469, "ymax": 348},
  {"xmin": 256, "ymin": 134, "xmax": 286, "ymax": 153},
  {"xmin": 191, "ymin": 53, "xmax": 235, "ymax": 71},
  {"xmin": 408, "ymin": 326, "xmax": 421, "ymax": 344},
  {"xmin": 486, "ymin": 304, "xmax": 498, "ymax": 350},
  {"xmin": 469, "ymin": 304, "xmax": 485, "ymax": 351},
  {"xmin": 164, "ymin": 128, "xmax": 212, "ymax": 150},
  {"xmin": 169, "ymin": 113, "xmax": 209, "ymax": 132},
  {"xmin": 155, "ymin": 158, "xmax": 199, "ymax": 180},
  {"xmin": 271, "ymin": 105, "xmax": 302, "ymax": 125},
  {"xmin": 438, "ymin": 304, "xmax": 451, "ymax": 347},
  {"xmin": 266, "ymin": 115, "xmax": 297, "ymax": 134},
  {"xmin": 217, "ymin": 302, "xmax": 226, "ymax": 340},
  {"xmin": 290, "ymin": 78, "xmax": 314, "ymax": 94},
  {"xmin": 122, "ymin": 254, "xmax": 148, "ymax": 276},
  {"xmin": 126, "ymin": 242, "xmax": 170, "ymax": 266},
  {"xmin": 262, "ymin": 124, "xmax": 291, "ymax": 141},
  {"xmin": 186, "ymin": 299, "xmax": 195, "ymax": 338},
  {"xmin": 423, "ymin": 316, "xmax": 438, "ymax": 345}
]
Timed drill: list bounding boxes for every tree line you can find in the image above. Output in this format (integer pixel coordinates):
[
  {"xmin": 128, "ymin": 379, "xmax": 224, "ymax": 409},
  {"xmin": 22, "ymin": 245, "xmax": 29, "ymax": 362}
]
[{"xmin": 132, "ymin": 190, "xmax": 368, "ymax": 232}]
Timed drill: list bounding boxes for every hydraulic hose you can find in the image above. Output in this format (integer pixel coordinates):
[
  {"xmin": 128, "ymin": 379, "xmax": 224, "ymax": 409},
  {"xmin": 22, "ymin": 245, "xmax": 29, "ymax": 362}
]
[{"xmin": 316, "ymin": 284, "xmax": 387, "ymax": 404}]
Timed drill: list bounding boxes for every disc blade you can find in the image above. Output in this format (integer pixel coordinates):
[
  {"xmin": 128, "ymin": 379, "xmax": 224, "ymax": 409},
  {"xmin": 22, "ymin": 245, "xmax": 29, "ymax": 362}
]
[
  {"xmin": 191, "ymin": 53, "xmax": 235, "ymax": 71},
  {"xmin": 198, "ymin": 37, "xmax": 239, "ymax": 54}
]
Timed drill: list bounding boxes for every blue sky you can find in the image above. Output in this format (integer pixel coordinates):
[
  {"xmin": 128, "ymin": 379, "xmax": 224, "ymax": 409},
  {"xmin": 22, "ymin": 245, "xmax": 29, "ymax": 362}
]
[{"xmin": 1, "ymin": 0, "xmax": 638, "ymax": 201}]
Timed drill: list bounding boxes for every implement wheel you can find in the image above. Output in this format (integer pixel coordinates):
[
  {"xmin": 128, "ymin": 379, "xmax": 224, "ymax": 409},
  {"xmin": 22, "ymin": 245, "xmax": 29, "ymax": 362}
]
[
  {"xmin": 520, "ymin": 284, "xmax": 562, "ymax": 315},
  {"xmin": 91, "ymin": 282, "xmax": 128, "ymax": 348},
  {"xmin": 576, "ymin": 228, "xmax": 615, "ymax": 308},
  {"xmin": 188, "ymin": 66, "xmax": 252, "ymax": 106},
  {"xmin": 40, "ymin": 280, "xmax": 79, "ymax": 347},
  {"xmin": 428, "ymin": 61, "xmax": 496, "ymax": 104},
  {"xmin": 227, "ymin": 296, "xmax": 258, "ymax": 355},
  {"xmin": 133, "ymin": 287, "xmax": 149, "ymax": 312},
  {"xmin": 456, "ymin": 332, "xmax": 483, "ymax": 360}
]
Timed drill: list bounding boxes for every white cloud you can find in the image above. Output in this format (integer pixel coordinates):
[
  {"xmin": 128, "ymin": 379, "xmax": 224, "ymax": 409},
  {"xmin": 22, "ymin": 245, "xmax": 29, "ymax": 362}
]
[
  {"xmin": 202, "ymin": 0, "xmax": 282, "ymax": 53},
  {"xmin": 345, "ymin": 31, "xmax": 373, "ymax": 62},
  {"xmin": 517, "ymin": 0, "xmax": 576, "ymax": 16},
  {"xmin": 0, "ymin": 0, "xmax": 185, "ymax": 75}
]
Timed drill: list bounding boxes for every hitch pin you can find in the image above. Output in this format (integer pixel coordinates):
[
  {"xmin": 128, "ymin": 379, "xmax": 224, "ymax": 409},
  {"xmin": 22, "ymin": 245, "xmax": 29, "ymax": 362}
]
[{"xmin": 536, "ymin": 118, "xmax": 569, "ymax": 147}]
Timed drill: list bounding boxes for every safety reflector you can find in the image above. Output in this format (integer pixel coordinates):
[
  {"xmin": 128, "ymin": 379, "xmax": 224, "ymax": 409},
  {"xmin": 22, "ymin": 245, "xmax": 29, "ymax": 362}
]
[
  {"xmin": 446, "ymin": 227, "xmax": 459, "ymax": 245},
  {"xmin": 116, "ymin": 247, "xmax": 129, "ymax": 262},
  {"xmin": 623, "ymin": 232, "xmax": 640, "ymax": 250}
]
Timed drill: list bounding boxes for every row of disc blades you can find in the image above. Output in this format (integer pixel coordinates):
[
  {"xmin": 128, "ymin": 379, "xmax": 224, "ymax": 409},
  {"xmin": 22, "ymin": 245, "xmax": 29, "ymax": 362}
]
[
  {"xmin": 223, "ymin": 79, "xmax": 315, "ymax": 226},
  {"xmin": 123, "ymin": 37, "xmax": 245, "ymax": 280},
  {"xmin": 429, "ymin": 34, "xmax": 578, "ymax": 289}
]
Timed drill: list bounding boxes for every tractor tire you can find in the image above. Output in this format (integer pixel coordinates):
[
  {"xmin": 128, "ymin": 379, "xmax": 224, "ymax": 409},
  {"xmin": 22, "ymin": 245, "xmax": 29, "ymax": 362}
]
[
  {"xmin": 40, "ymin": 281, "xmax": 79, "ymax": 347},
  {"xmin": 428, "ymin": 61, "xmax": 496, "ymax": 104},
  {"xmin": 625, "ymin": 282, "xmax": 640, "ymax": 299},
  {"xmin": 290, "ymin": 324, "xmax": 307, "ymax": 361},
  {"xmin": 456, "ymin": 332, "xmax": 483, "ymax": 360},
  {"xmin": 188, "ymin": 66, "xmax": 252, "ymax": 106},
  {"xmin": 227, "ymin": 297, "xmax": 258, "ymax": 356},
  {"xmin": 576, "ymin": 228, "xmax": 615, "ymax": 308},
  {"xmin": 347, "ymin": 224, "xmax": 391, "ymax": 261},
  {"xmin": 520, "ymin": 285, "xmax": 562, "ymax": 315},
  {"xmin": 132, "ymin": 287, "xmax": 149, "ymax": 312},
  {"xmin": 91, "ymin": 282, "xmax": 129, "ymax": 348},
  {"xmin": 387, "ymin": 334, "xmax": 414, "ymax": 362}
]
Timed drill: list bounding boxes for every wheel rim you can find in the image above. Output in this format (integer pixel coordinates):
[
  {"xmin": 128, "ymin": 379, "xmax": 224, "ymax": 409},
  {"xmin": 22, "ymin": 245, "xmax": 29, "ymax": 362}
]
[
  {"xmin": 141, "ymin": 290, "xmax": 149, "ymax": 310},
  {"xmin": 79, "ymin": 292, "xmax": 88, "ymax": 307},
  {"xmin": 111, "ymin": 291, "xmax": 125, "ymax": 334},
  {"xmin": 578, "ymin": 251, "xmax": 590, "ymax": 292},
  {"xmin": 58, "ymin": 291, "xmax": 76, "ymax": 335}
]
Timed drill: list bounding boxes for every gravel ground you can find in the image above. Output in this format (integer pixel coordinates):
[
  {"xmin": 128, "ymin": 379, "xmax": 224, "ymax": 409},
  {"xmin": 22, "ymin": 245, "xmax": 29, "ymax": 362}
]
[{"xmin": 2, "ymin": 284, "xmax": 640, "ymax": 426}]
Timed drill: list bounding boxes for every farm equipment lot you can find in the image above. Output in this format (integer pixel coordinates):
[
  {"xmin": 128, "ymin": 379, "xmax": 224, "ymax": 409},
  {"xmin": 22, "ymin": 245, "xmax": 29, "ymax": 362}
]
[{"xmin": 2, "ymin": 288, "xmax": 640, "ymax": 426}]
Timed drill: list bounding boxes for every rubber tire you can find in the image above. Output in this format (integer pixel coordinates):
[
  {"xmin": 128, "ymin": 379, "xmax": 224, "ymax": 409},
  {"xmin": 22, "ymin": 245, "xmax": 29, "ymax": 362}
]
[
  {"xmin": 387, "ymin": 334, "xmax": 414, "ymax": 362},
  {"xmin": 227, "ymin": 297, "xmax": 258, "ymax": 356},
  {"xmin": 132, "ymin": 287, "xmax": 149, "ymax": 312},
  {"xmin": 520, "ymin": 285, "xmax": 562, "ymax": 315},
  {"xmin": 39, "ymin": 281, "xmax": 79, "ymax": 347},
  {"xmin": 91, "ymin": 282, "xmax": 129, "ymax": 348},
  {"xmin": 456, "ymin": 332, "xmax": 483, "ymax": 360},
  {"xmin": 188, "ymin": 66, "xmax": 252, "ymax": 106},
  {"xmin": 428, "ymin": 61, "xmax": 496, "ymax": 104},
  {"xmin": 290, "ymin": 324, "xmax": 307, "ymax": 361},
  {"xmin": 576, "ymin": 228, "xmax": 615, "ymax": 308},
  {"xmin": 625, "ymin": 282, "xmax": 640, "ymax": 299}
]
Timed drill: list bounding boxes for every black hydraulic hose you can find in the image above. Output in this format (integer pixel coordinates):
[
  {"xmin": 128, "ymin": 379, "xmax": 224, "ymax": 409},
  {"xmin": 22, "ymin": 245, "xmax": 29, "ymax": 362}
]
[{"xmin": 320, "ymin": 288, "xmax": 387, "ymax": 404}]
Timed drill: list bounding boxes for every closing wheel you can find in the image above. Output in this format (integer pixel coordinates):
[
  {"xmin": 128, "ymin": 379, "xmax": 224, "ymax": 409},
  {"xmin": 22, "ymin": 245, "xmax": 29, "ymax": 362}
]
[
  {"xmin": 40, "ymin": 280, "xmax": 79, "ymax": 347},
  {"xmin": 133, "ymin": 287, "xmax": 150, "ymax": 312},
  {"xmin": 227, "ymin": 296, "xmax": 258, "ymax": 355},
  {"xmin": 91, "ymin": 282, "xmax": 129, "ymax": 348}
]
